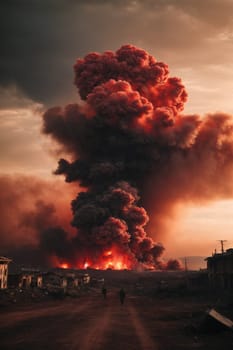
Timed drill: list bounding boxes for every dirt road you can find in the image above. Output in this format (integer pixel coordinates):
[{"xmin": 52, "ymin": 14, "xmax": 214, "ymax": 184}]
[
  {"xmin": 0, "ymin": 290, "xmax": 156, "ymax": 350},
  {"xmin": 1, "ymin": 287, "xmax": 233, "ymax": 350}
]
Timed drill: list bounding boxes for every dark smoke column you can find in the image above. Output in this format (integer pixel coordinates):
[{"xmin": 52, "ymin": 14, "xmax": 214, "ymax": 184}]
[{"xmin": 42, "ymin": 44, "xmax": 189, "ymax": 269}]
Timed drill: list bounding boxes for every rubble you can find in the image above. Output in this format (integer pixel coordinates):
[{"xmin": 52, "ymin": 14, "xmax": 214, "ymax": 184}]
[{"xmin": 0, "ymin": 266, "xmax": 92, "ymax": 307}]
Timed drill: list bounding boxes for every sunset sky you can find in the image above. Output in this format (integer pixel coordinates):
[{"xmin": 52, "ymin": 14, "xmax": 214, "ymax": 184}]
[{"xmin": 1, "ymin": 0, "xmax": 233, "ymax": 264}]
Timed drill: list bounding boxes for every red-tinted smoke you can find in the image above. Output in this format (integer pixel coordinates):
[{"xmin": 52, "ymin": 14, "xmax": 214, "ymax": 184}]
[
  {"xmin": 42, "ymin": 45, "xmax": 233, "ymax": 270},
  {"xmin": 0, "ymin": 175, "xmax": 76, "ymax": 265}
]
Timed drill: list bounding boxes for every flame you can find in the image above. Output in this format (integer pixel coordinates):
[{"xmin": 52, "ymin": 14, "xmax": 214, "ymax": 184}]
[
  {"xmin": 104, "ymin": 250, "xmax": 112, "ymax": 257},
  {"xmin": 50, "ymin": 255, "xmax": 71, "ymax": 269},
  {"xmin": 84, "ymin": 261, "xmax": 89, "ymax": 269},
  {"xmin": 50, "ymin": 249, "xmax": 132, "ymax": 270},
  {"xmin": 98, "ymin": 248, "xmax": 130, "ymax": 270},
  {"xmin": 106, "ymin": 262, "xmax": 113, "ymax": 269},
  {"xmin": 77, "ymin": 251, "xmax": 131, "ymax": 270},
  {"xmin": 60, "ymin": 263, "xmax": 69, "ymax": 269},
  {"xmin": 116, "ymin": 261, "xmax": 123, "ymax": 269}
]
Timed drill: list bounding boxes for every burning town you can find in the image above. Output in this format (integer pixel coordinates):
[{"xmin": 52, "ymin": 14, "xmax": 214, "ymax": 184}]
[
  {"xmin": 0, "ymin": 248, "xmax": 233, "ymax": 350},
  {"xmin": 1, "ymin": 44, "xmax": 233, "ymax": 349},
  {"xmin": 3, "ymin": 45, "xmax": 233, "ymax": 271}
]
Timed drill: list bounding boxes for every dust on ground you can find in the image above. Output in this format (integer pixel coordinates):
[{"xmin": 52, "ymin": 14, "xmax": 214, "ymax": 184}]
[{"xmin": 0, "ymin": 270, "xmax": 232, "ymax": 350}]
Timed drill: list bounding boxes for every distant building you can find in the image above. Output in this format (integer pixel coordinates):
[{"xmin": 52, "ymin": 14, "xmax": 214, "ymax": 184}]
[
  {"xmin": 49, "ymin": 268, "xmax": 91, "ymax": 286},
  {"xmin": 0, "ymin": 256, "xmax": 11, "ymax": 289},
  {"xmin": 82, "ymin": 273, "xmax": 91, "ymax": 284},
  {"xmin": 8, "ymin": 266, "xmax": 43, "ymax": 289},
  {"xmin": 206, "ymin": 248, "xmax": 233, "ymax": 290}
]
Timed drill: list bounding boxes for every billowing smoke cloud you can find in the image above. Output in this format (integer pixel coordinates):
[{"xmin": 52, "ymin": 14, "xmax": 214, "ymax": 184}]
[
  {"xmin": 42, "ymin": 45, "xmax": 233, "ymax": 270},
  {"xmin": 0, "ymin": 175, "xmax": 76, "ymax": 265}
]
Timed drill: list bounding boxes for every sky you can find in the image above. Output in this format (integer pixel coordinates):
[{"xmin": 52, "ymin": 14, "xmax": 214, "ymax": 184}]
[{"xmin": 1, "ymin": 0, "xmax": 233, "ymax": 265}]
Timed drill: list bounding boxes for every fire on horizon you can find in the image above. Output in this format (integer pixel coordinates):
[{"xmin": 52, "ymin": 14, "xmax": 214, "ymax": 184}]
[{"xmin": 40, "ymin": 44, "xmax": 233, "ymax": 271}]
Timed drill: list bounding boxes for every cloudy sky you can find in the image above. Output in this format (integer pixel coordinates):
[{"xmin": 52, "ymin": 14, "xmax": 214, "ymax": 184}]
[{"xmin": 1, "ymin": 0, "xmax": 233, "ymax": 262}]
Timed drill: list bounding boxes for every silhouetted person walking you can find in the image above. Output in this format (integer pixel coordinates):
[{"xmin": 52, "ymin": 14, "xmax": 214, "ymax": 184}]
[
  {"xmin": 102, "ymin": 286, "xmax": 107, "ymax": 299},
  {"xmin": 119, "ymin": 288, "xmax": 126, "ymax": 305}
]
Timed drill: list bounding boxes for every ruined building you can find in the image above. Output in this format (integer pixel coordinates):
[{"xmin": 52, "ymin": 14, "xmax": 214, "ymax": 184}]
[{"xmin": 206, "ymin": 248, "xmax": 233, "ymax": 290}]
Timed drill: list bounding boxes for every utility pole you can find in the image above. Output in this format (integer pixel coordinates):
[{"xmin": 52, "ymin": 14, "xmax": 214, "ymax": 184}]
[
  {"xmin": 184, "ymin": 257, "xmax": 188, "ymax": 272},
  {"xmin": 217, "ymin": 240, "xmax": 227, "ymax": 254}
]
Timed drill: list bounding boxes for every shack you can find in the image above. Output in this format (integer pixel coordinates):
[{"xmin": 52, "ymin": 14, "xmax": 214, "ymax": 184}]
[
  {"xmin": 0, "ymin": 256, "xmax": 11, "ymax": 289},
  {"xmin": 206, "ymin": 248, "xmax": 233, "ymax": 290},
  {"xmin": 8, "ymin": 266, "xmax": 43, "ymax": 289},
  {"xmin": 49, "ymin": 268, "xmax": 91, "ymax": 287}
]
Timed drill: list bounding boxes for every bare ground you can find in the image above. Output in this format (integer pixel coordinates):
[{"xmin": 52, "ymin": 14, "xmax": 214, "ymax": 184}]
[{"xmin": 0, "ymin": 271, "xmax": 233, "ymax": 350}]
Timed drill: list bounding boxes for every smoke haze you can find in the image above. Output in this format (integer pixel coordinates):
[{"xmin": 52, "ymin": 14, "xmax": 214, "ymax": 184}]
[{"xmin": 0, "ymin": 174, "xmax": 76, "ymax": 265}]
